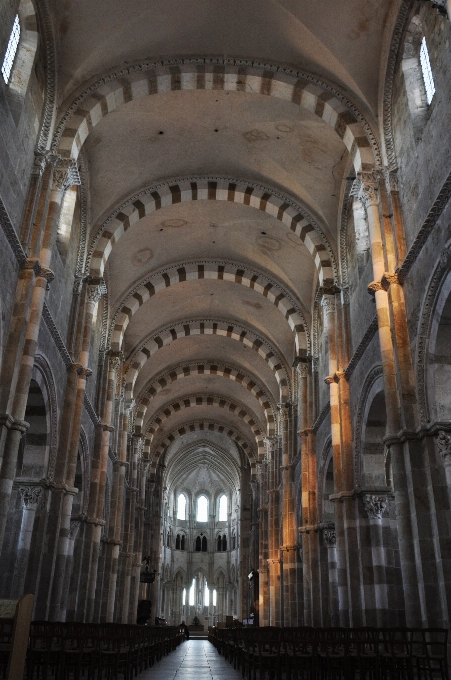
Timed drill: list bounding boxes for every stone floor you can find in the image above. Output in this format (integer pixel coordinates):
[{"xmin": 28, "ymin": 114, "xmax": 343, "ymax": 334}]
[{"xmin": 139, "ymin": 639, "xmax": 242, "ymax": 679}]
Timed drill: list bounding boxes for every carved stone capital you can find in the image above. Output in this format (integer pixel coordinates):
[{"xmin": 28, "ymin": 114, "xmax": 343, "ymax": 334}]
[
  {"xmin": 334, "ymin": 371, "xmax": 347, "ymax": 383},
  {"xmin": 36, "ymin": 266, "xmax": 55, "ymax": 283},
  {"xmin": 368, "ymin": 280, "xmax": 384, "ymax": 296},
  {"xmin": 384, "ymin": 169, "xmax": 399, "ymax": 193},
  {"xmin": 102, "ymin": 424, "xmax": 115, "ymax": 433},
  {"xmin": 381, "ymin": 272, "xmax": 402, "ymax": 289},
  {"xmin": 108, "ymin": 354, "xmax": 123, "ymax": 373},
  {"xmin": 87, "ymin": 285, "xmax": 102, "ymax": 305},
  {"xmin": 69, "ymin": 520, "xmax": 81, "ymax": 540},
  {"xmin": 437, "ymin": 430, "xmax": 451, "ymax": 463},
  {"xmin": 20, "ymin": 486, "xmax": 43, "ymax": 510},
  {"xmin": 321, "ymin": 294, "xmax": 335, "ymax": 315},
  {"xmin": 52, "ymin": 158, "xmax": 81, "ymax": 192},
  {"xmin": 324, "ymin": 375, "xmax": 335, "ymax": 385},
  {"xmin": 422, "ymin": 0, "xmax": 448, "ymax": 18},
  {"xmin": 363, "ymin": 494, "xmax": 388, "ymax": 519},
  {"xmin": 357, "ymin": 171, "xmax": 380, "ymax": 209},
  {"xmin": 263, "ymin": 436, "xmax": 280, "ymax": 458},
  {"xmin": 323, "ymin": 529, "xmax": 336, "ymax": 546}
]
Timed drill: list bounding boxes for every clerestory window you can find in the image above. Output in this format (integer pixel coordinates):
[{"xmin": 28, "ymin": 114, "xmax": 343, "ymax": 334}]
[
  {"xmin": 2, "ymin": 15, "xmax": 20, "ymax": 84},
  {"xmin": 197, "ymin": 495, "xmax": 208, "ymax": 522},
  {"xmin": 177, "ymin": 493, "xmax": 186, "ymax": 520},
  {"xmin": 419, "ymin": 37, "xmax": 435, "ymax": 105},
  {"xmin": 218, "ymin": 494, "xmax": 227, "ymax": 521}
]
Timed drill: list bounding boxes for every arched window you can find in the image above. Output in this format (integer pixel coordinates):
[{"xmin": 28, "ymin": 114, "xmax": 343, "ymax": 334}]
[
  {"xmin": 218, "ymin": 494, "xmax": 227, "ymax": 521},
  {"xmin": 195, "ymin": 536, "xmax": 202, "ymax": 552},
  {"xmin": 176, "ymin": 534, "xmax": 181, "ymax": 550},
  {"xmin": 181, "ymin": 534, "xmax": 185, "ymax": 551},
  {"xmin": 401, "ymin": 16, "xmax": 436, "ymax": 141},
  {"xmin": 2, "ymin": 15, "xmax": 20, "ymax": 84},
  {"xmin": 177, "ymin": 494, "xmax": 186, "ymax": 520},
  {"xmin": 197, "ymin": 495, "xmax": 208, "ymax": 522},
  {"xmin": 420, "ymin": 36, "xmax": 435, "ymax": 105},
  {"xmin": 204, "ymin": 583, "xmax": 210, "ymax": 607},
  {"xmin": 189, "ymin": 579, "xmax": 195, "ymax": 606},
  {"xmin": 213, "ymin": 589, "xmax": 217, "ymax": 607},
  {"xmin": 166, "ymin": 530, "xmax": 171, "ymax": 547},
  {"xmin": 182, "ymin": 588, "xmax": 186, "ymax": 606},
  {"xmin": 217, "ymin": 535, "xmax": 222, "ymax": 552},
  {"xmin": 202, "ymin": 536, "xmax": 208, "ymax": 552},
  {"xmin": 231, "ymin": 531, "xmax": 236, "ymax": 550},
  {"xmin": 222, "ymin": 534, "xmax": 227, "ymax": 551}
]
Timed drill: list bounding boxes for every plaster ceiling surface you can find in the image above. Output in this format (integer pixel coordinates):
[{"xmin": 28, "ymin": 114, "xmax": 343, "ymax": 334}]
[
  {"xmin": 121, "ymin": 277, "xmax": 297, "ymax": 363},
  {"xmin": 137, "ymin": 374, "xmax": 270, "ymax": 433},
  {"xmin": 131, "ymin": 334, "xmax": 282, "ymax": 405},
  {"xmin": 53, "ymin": 0, "xmax": 396, "ymax": 114},
  {"xmin": 106, "ymin": 200, "xmax": 316, "ymax": 312},
  {"xmin": 86, "ymin": 89, "xmax": 348, "ymax": 234}
]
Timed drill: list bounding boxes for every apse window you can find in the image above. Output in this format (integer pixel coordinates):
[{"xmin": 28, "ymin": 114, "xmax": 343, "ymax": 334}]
[
  {"xmin": 218, "ymin": 494, "xmax": 227, "ymax": 521},
  {"xmin": 2, "ymin": 15, "xmax": 20, "ymax": 84},
  {"xmin": 177, "ymin": 493, "xmax": 186, "ymax": 520},
  {"xmin": 197, "ymin": 495, "xmax": 208, "ymax": 522},
  {"xmin": 420, "ymin": 37, "xmax": 435, "ymax": 105}
]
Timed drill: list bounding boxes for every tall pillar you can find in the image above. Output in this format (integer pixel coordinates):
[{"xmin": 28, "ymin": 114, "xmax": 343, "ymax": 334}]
[
  {"xmin": 266, "ymin": 435, "xmax": 281, "ymax": 627},
  {"xmin": 323, "ymin": 526, "xmax": 339, "ymax": 625},
  {"xmin": 357, "ymin": 171, "xmax": 421, "ymax": 625},
  {"xmin": 257, "ymin": 460, "xmax": 269, "ymax": 627},
  {"xmin": 10, "ymin": 485, "xmax": 43, "ymax": 598},
  {"xmin": 85, "ymin": 353, "xmax": 121, "ymax": 621},
  {"xmin": 0, "ymin": 157, "xmax": 80, "ymax": 555},
  {"xmin": 104, "ymin": 400, "xmax": 133, "ymax": 621},
  {"xmin": 279, "ymin": 403, "xmax": 298, "ymax": 626}
]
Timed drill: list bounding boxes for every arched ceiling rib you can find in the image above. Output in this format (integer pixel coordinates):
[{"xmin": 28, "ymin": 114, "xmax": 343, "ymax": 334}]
[
  {"xmin": 125, "ymin": 319, "xmax": 289, "ymax": 403},
  {"xmin": 134, "ymin": 361, "xmax": 277, "ymax": 436},
  {"xmin": 111, "ymin": 260, "xmax": 309, "ymax": 355}
]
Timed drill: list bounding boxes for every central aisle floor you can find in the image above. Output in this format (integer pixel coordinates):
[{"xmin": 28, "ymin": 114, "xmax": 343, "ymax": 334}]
[{"xmin": 139, "ymin": 639, "xmax": 242, "ymax": 679}]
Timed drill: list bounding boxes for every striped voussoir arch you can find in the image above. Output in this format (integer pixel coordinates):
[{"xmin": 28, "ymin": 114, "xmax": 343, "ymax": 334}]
[
  {"xmin": 112, "ymin": 261, "xmax": 308, "ymax": 353},
  {"xmin": 143, "ymin": 420, "xmax": 257, "ymax": 474},
  {"xmin": 89, "ymin": 179, "xmax": 334, "ymax": 284},
  {"xmin": 133, "ymin": 362, "xmax": 277, "ymax": 437},
  {"xmin": 145, "ymin": 394, "xmax": 265, "ymax": 454},
  {"xmin": 124, "ymin": 319, "xmax": 290, "ymax": 401},
  {"xmin": 55, "ymin": 61, "xmax": 376, "ymax": 173}
]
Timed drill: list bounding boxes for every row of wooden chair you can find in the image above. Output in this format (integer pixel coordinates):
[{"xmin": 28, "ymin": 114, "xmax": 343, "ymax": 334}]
[
  {"xmin": 1, "ymin": 620, "xmax": 183, "ymax": 680},
  {"xmin": 208, "ymin": 626, "xmax": 449, "ymax": 680}
]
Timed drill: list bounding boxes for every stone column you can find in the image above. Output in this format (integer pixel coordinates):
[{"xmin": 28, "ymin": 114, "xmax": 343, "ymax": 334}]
[
  {"xmin": 10, "ymin": 485, "xmax": 43, "ymax": 598},
  {"xmin": 257, "ymin": 460, "xmax": 269, "ymax": 627},
  {"xmin": 357, "ymin": 172, "xmax": 421, "ymax": 625},
  {"xmin": 266, "ymin": 435, "xmax": 281, "ymax": 627},
  {"xmin": 85, "ymin": 353, "xmax": 121, "ymax": 621},
  {"xmin": 323, "ymin": 526, "xmax": 339, "ymax": 625},
  {"xmin": 103, "ymin": 401, "xmax": 133, "ymax": 622},
  {"xmin": 0, "ymin": 157, "xmax": 79, "ymax": 555},
  {"xmin": 121, "ymin": 435, "xmax": 140, "ymax": 623},
  {"xmin": 362, "ymin": 494, "xmax": 390, "ymax": 626},
  {"xmin": 279, "ymin": 403, "xmax": 298, "ymax": 626}
]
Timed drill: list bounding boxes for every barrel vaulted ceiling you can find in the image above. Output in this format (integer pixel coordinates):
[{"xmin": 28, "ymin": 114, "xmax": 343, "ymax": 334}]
[{"xmin": 50, "ymin": 0, "xmax": 400, "ymax": 467}]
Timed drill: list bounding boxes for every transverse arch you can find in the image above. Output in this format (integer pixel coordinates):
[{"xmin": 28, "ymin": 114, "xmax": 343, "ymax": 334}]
[
  {"xmin": 90, "ymin": 179, "xmax": 336, "ymax": 286},
  {"xmin": 124, "ymin": 319, "xmax": 291, "ymax": 402},
  {"xmin": 133, "ymin": 361, "xmax": 277, "ymax": 436},
  {"xmin": 145, "ymin": 394, "xmax": 265, "ymax": 454},
  {"xmin": 111, "ymin": 260, "xmax": 309, "ymax": 355}
]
